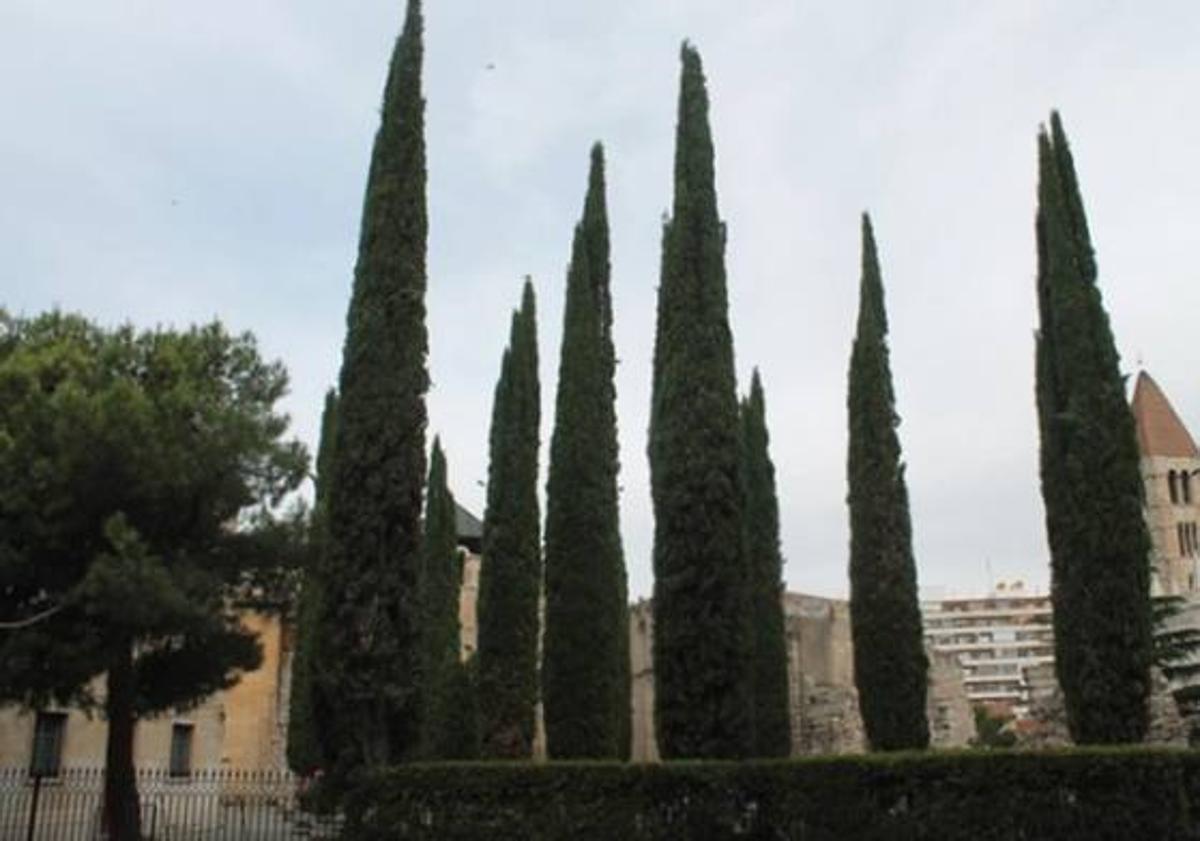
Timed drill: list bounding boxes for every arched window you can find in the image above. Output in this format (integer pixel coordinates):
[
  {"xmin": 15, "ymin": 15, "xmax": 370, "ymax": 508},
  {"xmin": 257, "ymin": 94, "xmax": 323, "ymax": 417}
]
[
  {"xmin": 1182, "ymin": 522, "xmax": 1200, "ymax": 559},
  {"xmin": 1183, "ymin": 472, "xmax": 1193, "ymax": 505},
  {"xmin": 1169, "ymin": 470, "xmax": 1180, "ymax": 504}
]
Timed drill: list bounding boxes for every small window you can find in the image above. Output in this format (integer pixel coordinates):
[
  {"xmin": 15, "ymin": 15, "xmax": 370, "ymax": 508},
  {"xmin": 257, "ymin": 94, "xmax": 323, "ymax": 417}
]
[
  {"xmin": 169, "ymin": 723, "xmax": 194, "ymax": 778},
  {"xmin": 1169, "ymin": 471, "xmax": 1180, "ymax": 505},
  {"xmin": 30, "ymin": 712, "xmax": 66, "ymax": 777},
  {"xmin": 1180, "ymin": 522, "xmax": 1200, "ymax": 560},
  {"xmin": 1184, "ymin": 473, "xmax": 1194, "ymax": 505}
]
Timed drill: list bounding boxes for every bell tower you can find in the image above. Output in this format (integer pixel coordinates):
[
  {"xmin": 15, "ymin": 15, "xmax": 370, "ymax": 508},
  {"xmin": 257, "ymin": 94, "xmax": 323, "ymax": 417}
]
[{"xmin": 1131, "ymin": 372, "xmax": 1200, "ymax": 595}]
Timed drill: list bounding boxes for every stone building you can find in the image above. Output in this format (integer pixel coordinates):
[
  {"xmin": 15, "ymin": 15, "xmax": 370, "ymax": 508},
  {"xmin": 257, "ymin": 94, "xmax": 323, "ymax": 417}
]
[
  {"xmin": 0, "ymin": 506, "xmax": 485, "ymax": 775},
  {"xmin": 922, "ymin": 583, "xmax": 1054, "ymax": 717},
  {"xmin": 1015, "ymin": 371, "xmax": 1200, "ymax": 744},
  {"xmin": 1132, "ymin": 371, "xmax": 1200, "ymax": 597},
  {"xmin": 0, "ymin": 612, "xmax": 291, "ymax": 775},
  {"xmin": 628, "ymin": 592, "xmax": 972, "ymax": 760}
]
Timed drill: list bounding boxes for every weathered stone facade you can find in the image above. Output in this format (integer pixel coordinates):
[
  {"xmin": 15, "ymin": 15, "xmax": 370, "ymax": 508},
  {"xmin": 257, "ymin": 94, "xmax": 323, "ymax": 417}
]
[
  {"xmin": 1132, "ymin": 372, "xmax": 1200, "ymax": 597},
  {"xmin": 1016, "ymin": 373, "xmax": 1200, "ymax": 745},
  {"xmin": 0, "ymin": 611, "xmax": 291, "ymax": 772},
  {"xmin": 1020, "ymin": 662, "xmax": 1190, "ymax": 748},
  {"xmin": 629, "ymin": 592, "xmax": 972, "ymax": 759},
  {"xmin": 926, "ymin": 649, "xmax": 975, "ymax": 748}
]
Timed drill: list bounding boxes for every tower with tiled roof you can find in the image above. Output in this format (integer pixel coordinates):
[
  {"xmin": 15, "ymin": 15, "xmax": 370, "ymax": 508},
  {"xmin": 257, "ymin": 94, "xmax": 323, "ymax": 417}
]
[{"xmin": 1131, "ymin": 372, "xmax": 1200, "ymax": 595}]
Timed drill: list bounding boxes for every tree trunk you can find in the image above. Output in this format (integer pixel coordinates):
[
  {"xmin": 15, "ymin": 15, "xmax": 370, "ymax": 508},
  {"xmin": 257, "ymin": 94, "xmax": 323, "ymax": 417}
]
[{"xmin": 103, "ymin": 640, "xmax": 141, "ymax": 841}]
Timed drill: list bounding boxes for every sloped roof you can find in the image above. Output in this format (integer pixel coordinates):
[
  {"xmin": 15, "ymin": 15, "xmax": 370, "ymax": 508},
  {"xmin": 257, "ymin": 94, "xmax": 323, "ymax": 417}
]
[
  {"xmin": 454, "ymin": 502, "xmax": 483, "ymax": 541},
  {"xmin": 1131, "ymin": 371, "xmax": 1199, "ymax": 458}
]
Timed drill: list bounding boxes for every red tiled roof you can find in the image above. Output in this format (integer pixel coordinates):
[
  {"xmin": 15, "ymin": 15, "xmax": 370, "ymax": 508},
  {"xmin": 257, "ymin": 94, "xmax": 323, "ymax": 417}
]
[{"xmin": 1131, "ymin": 372, "xmax": 1199, "ymax": 458}]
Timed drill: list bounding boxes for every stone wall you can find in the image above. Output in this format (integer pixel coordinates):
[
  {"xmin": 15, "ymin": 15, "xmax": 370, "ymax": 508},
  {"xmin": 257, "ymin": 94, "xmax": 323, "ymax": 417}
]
[
  {"xmin": 927, "ymin": 649, "xmax": 974, "ymax": 748},
  {"xmin": 1019, "ymin": 662, "xmax": 1190, "ymax": 748},
  {"xmin": 628, "ymin": 592, "xmax": 973, "ymax": 760},
  {"xmin": 1142, "ymin": 453, "xmax": 1200, "ymax": 596},
  {"xmin": 785, "ymin": 594, "xmax": 862, "ymax": 755},
  {"xmin": 629, "ymin": 600, "xmax": 659, "ymax": 762},
  {"xmin": 0, "ymin": 610, "xmax": 289, "ymax": 772}
]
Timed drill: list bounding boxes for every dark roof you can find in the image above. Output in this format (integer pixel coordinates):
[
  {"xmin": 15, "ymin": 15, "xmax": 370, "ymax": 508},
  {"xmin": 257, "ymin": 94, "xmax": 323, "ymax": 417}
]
[{"xmin": 454, "ymin": 503, "xmax": 483, "ymax": 542}]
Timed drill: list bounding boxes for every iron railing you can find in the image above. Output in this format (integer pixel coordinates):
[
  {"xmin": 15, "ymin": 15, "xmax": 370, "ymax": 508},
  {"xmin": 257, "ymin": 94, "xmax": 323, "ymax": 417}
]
[{"xmin": 0, "ymin": 767, "xmax": 342, "ymax": 841}]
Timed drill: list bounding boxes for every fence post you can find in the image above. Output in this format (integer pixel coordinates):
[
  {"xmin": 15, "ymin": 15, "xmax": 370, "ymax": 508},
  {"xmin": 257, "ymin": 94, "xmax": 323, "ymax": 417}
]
[{"xmin": 24, "ymin": 773, "xmax": 42, "ymax": 841}]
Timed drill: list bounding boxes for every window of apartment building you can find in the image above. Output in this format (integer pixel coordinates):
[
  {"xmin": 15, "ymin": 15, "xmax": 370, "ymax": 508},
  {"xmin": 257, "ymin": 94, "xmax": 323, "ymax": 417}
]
[
  {"xmin": 169, "ymin": 723, "xmax": 194, "ymax": 778},
  {"xmin": 30, "ymin": 712, "xmax": 67, "ymax": 777}
]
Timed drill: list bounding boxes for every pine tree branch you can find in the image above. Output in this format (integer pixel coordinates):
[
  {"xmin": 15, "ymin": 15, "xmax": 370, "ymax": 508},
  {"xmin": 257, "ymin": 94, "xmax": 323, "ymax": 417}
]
[{"xmin": 0, "ymin": 603, "xmax": 64, "ymax": 630}]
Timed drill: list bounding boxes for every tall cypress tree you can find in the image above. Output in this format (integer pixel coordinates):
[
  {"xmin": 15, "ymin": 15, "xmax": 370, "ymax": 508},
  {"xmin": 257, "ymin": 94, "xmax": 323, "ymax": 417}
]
[
  {"xmin": 1034, "ymin": 112, "xmax": 1151, "ymax": 744},
  {"xmin": 846, "ymin": 214, "xmax": 929, "ymax": 752},
  {"xmin": 287, "ymin": 388, "xmax": 337, "ymax": 774},
  {"xmin": 316, "ymin": 0, "xmax": 428, "ymax": 772},
  {"xmin": 543, "ymin": 144, "xmax": 630, "ymax": 759},
  {"xmin": 739, "ymin": 369, "xmax": 792, "ymax": 757},
  {"xmin": 648, "ymin": 43, "xmax": 753, "ymax": 759},
  {"xmin": 418, "ymin": 438, "xmax": 472, "ymax": 757},
  {"xmin": 477, "ymin": 280, "xmax": 542, "ymax": 758}
]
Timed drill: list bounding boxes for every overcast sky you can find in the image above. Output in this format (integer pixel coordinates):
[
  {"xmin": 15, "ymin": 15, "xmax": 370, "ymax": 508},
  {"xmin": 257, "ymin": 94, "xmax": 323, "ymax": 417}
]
[{"xmin": 4, "ymin": 1, "xmax": 1198, "ymax": 601}]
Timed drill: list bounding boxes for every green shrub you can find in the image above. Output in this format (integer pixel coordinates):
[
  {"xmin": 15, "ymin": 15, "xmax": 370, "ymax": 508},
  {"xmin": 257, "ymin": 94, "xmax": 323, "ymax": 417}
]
[{"xmin": 345, "ymin": 749, "xmax": 1200, "ymax": 840}]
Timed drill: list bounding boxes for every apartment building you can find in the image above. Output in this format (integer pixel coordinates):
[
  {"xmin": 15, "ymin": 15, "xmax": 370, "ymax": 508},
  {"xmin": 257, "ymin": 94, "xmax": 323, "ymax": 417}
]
[{"xmin": 922, "ymin": 582, "xmax": 1054, "ymax": 716}]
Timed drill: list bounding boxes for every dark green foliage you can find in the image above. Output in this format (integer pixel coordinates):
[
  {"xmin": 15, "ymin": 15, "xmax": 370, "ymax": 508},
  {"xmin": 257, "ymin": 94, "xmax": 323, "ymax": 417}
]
[
  {"xmin": 288, "ymin": 388, "xmax": 337, "ymax": 774},
  {"xmin": 477, "ymin": 281, "xmax": 541, "ymax": 758},
  {"xmin": 419, "ymin": 438, "xmax": 475, "ymax": 759},
  {"xmin": 647, "ymin": 42, "xmax": 753, "ymax": 759},
  {"xmin": 1034, "ymin": 112, "xmax": 1152, "ymax": 744},
  {"xmin": 543, "ymin": 144, "xmax": 630, "ymax": 759},
  {"xmin": 846, "ymin": 215, "xmax": 930, "ymax": 751},
  {"xmin": 440, "ymin": 654, "xmax": 482, "ymax": 760},
  {"xmin": 739, "ymin": 370, "xmax": 792, "ymax": 757},
  {"xmin": 0, "ymin": 312, "xmax": 306, "ymax": 840},
  {"xmin": 1153, "ymin": 595, "xmax": 1200, "ymax": 683},
  {"xmin": 971, "ymin": 705, "xmax": 1017, "ymax": 749},
  {"xmin": 316, "ymin": 0, "xmax": 430, "ymax": 773},
  {"xmin": 347, "ymin": 749, "xmax": 1200, "ymax": 841}
]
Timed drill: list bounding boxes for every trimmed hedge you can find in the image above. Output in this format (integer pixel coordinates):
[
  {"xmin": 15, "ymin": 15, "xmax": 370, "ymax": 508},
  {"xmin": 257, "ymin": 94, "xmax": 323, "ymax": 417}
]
[{"xmin": 345, "ymin": 749, "xmax": 1200, "ymax": 840}]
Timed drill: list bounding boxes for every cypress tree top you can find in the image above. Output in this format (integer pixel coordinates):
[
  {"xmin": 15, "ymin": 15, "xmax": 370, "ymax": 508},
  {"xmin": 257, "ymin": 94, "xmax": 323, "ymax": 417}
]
[
  {"xmin": 846, "ymin": 213, "xmax": 929, "ymax": 752},
  {"xmin": 1034, "ymin": 111, "xmax": 1151, "ymax": 744},
  {"xmin": 543, "ymin": 143, "xmax": 629, "ymax": 759},
  {"xmin": 320, "ymin": 0, "xmax": 429, "ymax": 771},
  {"xmin": 648, "ymin": 42, "xmax": 752, "ymax": 759},
  {"xmin": 740, "ymin": 369, "xmax": 792, "ymax": 757},
  {"xmin": 478, "ymin": 279, "xmax": 542, "ymax": 759},
  {"xmin": 287, "ymin": 387, "xmax": 338, "ymax": 774},
  {"xmin": 419, "ymin": 436, "xmax": 469, "ymax": 759}
]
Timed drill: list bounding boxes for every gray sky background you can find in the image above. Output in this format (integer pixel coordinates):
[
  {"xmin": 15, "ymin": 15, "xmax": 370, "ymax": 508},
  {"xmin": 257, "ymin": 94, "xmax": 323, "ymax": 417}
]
[{"xmin": 3, "ymin": 1, "xmax": 1198, "ymax": 601}]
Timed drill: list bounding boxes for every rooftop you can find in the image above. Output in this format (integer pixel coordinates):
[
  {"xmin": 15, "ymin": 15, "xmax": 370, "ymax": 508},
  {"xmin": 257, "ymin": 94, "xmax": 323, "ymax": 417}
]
[{"xmin": 1131, "ymin": 371, "xmax": 1199, "ymax": 458}]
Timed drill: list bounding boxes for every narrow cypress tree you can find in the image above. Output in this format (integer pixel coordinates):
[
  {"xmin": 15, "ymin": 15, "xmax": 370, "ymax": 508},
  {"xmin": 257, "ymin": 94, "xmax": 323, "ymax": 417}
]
[
  {"xmin": 418, "ymin": 438, "xmax": 475, "ymax": 758},
  {"xmin": 1034, "ymin": 111, "xmax": 1151, "ymax": 744},
  {"xmin": 846, "ymin": 214, "xmax": 929, "ymax": 752},
  {"xmin": 287, "ymin": 388, "xmax": 337, "ymax": 773},
  {"xmin": 442, "ymin": 654, "xmax": 482, "ymax": 759},
  {"xmin": 740, "ymin": 369, "xmax": 792, "ymax": 757},
  {"xmin": 648, "ymin": 43, "xmax": 753, "ymax": 759},
  {"xmin": 477, "ymin": 280, "xmax": 542, "ymax": 758},
  {"xmin": 543, "ymin": 144, "xmax": 630, "ymax": 759},
  {"xmin": 316, "ymin": 0, "xmax": 428, "ymax": 772}
]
